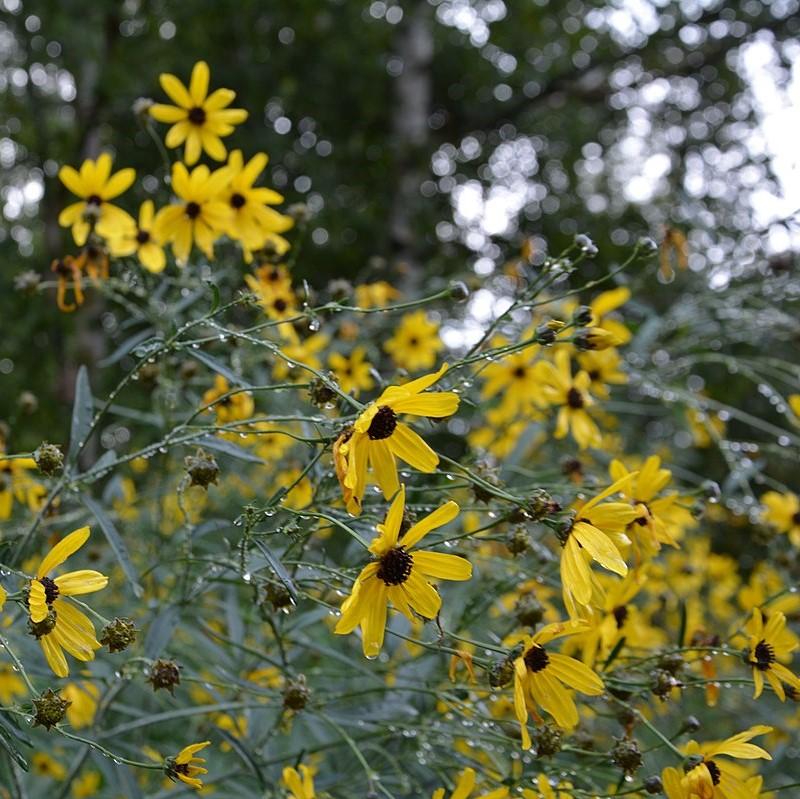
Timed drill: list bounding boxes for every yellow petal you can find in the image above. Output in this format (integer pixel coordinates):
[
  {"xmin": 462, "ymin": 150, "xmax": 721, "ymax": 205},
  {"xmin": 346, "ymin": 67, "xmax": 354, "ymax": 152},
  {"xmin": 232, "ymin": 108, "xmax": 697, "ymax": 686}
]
[{"xmin": 37, "ymin": 527, "xmax": 90, "ymax": 577}]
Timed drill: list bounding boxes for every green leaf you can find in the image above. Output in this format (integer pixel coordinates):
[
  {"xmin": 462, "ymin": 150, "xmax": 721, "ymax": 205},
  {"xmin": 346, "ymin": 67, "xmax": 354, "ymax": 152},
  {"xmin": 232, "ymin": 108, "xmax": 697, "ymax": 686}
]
[
  {"xmin": 0, "ymin": 714, "xmax": 29, "ymax": 771},
  {"xmin": 67, "ymin": 366, "xmax": 94, "ymax": 464},
  {"xmin": 252, "ymin": 538, "xmax": 297, "ymax": 601},
  {"xmin": 602, "ymin": 636, "xmax": 627, "ymax": 671},
  {"xmin": 144, "ymin": 605, "xmax": 180, "ymax": 658},
  {"xmin": 199, "ymin": 435, "xmax": 263, "ymax": 464},
  {"xmin": 189, "ymin": 349, "xmax": 253, "ymax": 389},
  {"xmin": 97, "ymin": 328, "xmax": 157, "ymax": 368},
  {"xmin": 81, "ymin": 494, "xmax": 144, "ymax": 598}
]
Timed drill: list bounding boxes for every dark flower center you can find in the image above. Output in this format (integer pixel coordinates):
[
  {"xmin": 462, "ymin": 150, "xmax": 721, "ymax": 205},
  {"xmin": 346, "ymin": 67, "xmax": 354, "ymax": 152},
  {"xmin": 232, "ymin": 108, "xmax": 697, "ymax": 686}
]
[
  {"xmin": 136, "ymin": 229, "xmax": 151, "ymax": 244},
  {"xmin": 588, "ymin": 369, "xmax": 600, "ymax": 381},
  {"xmin": 752, "ymin": 639, "xmax": 776, "ymax": 671},
  {"xmin": 612, "ymin": 605, "xmax": 629, "ymax": 629},
  {"xmin": 512, "ymin": 366, "xmax": 527, "ymax": 379},
  {"xmin": 86, "ymin": 194, "xmax": 102, "ymax": 206},
  {"xmin": 793, "ymin": 511, "xmax": 800, "ymax": 525},
  {"xmin": 185, "ymin": 201, "xmax": 201, "ymax": 219},
  {"xmin": 40, "ymin": 577, "xmax": 60, "ymax": 604},
  {"xmin": 230, "ymin": 193, "xmax": 246, "ymax": 209},
  {"xmin": 523, "ymin": 644, "xmax": 550, "ymax": 673},
  {"xmin": 273, "ymin": 298, "xmax": 288, "ymax": 313},
  {"xmin": 367, "ymin": 406, "xmax": 397, "ymax": 440},
  {"xmin": 377, "ymin": 547, "xmax": 413, "ymax": 585},
  {"xmin": 566, "ymin": 387, "xmax": 584, "ymax": 409},
  {"xmin": 409, "ymin": 336, "xmax": 419, "ymax": 347},
  {"xmin": 188, "ymin": 106, "xmax": 207, "ymax": 125},
  {"xmin": 705, "ymin": 759, "xmax": 721, "ymax": 786}
]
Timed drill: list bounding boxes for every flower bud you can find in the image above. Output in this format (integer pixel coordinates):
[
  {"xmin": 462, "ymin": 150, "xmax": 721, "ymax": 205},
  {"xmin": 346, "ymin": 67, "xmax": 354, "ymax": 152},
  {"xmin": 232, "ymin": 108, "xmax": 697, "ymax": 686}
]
[
  {"xmin": 574, "ymin": 234, "xmax": 598, "ymax": 257},
  {"xmin": 638, "ymin": 236, "xmax": 658, "ymax": 253},
  {"xmin": 133, "ymin": 96, "xmax": 154, "ymax": 117},
  {"xmin": 184, "ymin": 448, "xmax": 219, "ymax": 489},
  {"xmin": 283, "ymin": 674, "xmax": 310, "ymax": 710},
  {"xmin": 147, "ymin": 659, "xmax": 181, "ymax": 694},
  {"xmin": 34, "ymin": 442, "xmax": 63, "ymax": 476},
  {"xmin": 100, "ymin": 617, "xmax": 139, "ymax": 653},
  {"xmin": 308, "ymin": 375, "xmax": 338, "ymax": 408},
  {"xmin": 574, "ymin": 327, "xmax": 619, "ymax": 351},
  {"xmin": 488, "ymin": 658, "xmax": 516, "ymax": 688},
  {"xmin": 33, "ymin": 688, "xmax": 71, "ymax": 730},
  {"xmin": 534, "ymin": 323, "xmax": 557, "ymax": 346},
  {"xmin": 644, "ymin": 776, "xmax": 663, "ymax": 794},
  {"xmin": 571, "ymin": 305, "xmax": 594, "ymax": 326},
  {"xmin": 506, "ymin": 526, "xmax": 530, "ymax": 556},
  {"xmin": 449, "ymin": 281, "xmax": 470, "ymax": 302},
  {"xmin": 611, "ymin": 736, "xmax": 642, "ymax": 775},
  {"xmin": 532, "ymin": 723, "xmax": 563, "ymax": 757},
  {"xmin": 514, "ymin": 594, "xmax": 544, "ymax": 628}
]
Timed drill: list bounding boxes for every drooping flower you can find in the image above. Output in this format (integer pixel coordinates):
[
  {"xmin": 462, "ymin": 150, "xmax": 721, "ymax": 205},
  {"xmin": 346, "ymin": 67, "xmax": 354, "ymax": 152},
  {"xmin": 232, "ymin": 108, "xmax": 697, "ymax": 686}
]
[
  {"xmin": 745, "ymin": 607, "xmax": 800, "ymax": 701},
  {"xmin": 150, "ymin": 60, "xmax": 247, "ymax": 165},
  {"xmin": 335, "ymin": 485, "xmax": 471, "ymax": 657},
  {"xmin": 167, "ymin": 741, "xmax": 211, "ymax": 791},
  {"xmin": 337, "ymin": 364, "xmax": 459, "ymax": 515},
  {"xmin": 27, "ymin": 527, "xmax": 109, "ymax": 677},
  {"xmin": 540, "ymin": 349, "xmax": 602, "ymax": 449},
  {"xmin": 586, "ymin": 286, "xmax": 631, "ymax": 345},
  {"xmin": 283, "ymin": 764, "xmax": 316, "ymax": 798},
  {"xmin": 50, "ymin": 256, "xmax": 85, "ymax": 312},
  {"xmin": 513, "ymin": 619, "xmax": 604, "ymax": 746},
  {"xmin": 154, "ymin": 162, "xmax": 233, "ymax": 264},
  {"xmin": 760, "ymin": 490, "xmax": 800, "ymax": 547},
  {"xmin": 662, "ymin": 725, "xmax": 772, "ymax": 799},
  {"xmin": 329, "ymin": 347, "xmax": 375, "ymax": 397},
  {"xmin": 108, "ymin": 200, "xmax": 167, "ymax": 273},
  {"xmin": 384, "ymin": 310, "xmax": 443, "ymax": 372},
  {"xmin": 58, "ymin": 154, "xmax": 136, "ymax": 246},
  {"xmin": 222, "ymin": 150, "xmax": 292, "ymax": 262},
  {"xmin": 431, "ymin": 767, "xmax": 509, "ymax": 799}
]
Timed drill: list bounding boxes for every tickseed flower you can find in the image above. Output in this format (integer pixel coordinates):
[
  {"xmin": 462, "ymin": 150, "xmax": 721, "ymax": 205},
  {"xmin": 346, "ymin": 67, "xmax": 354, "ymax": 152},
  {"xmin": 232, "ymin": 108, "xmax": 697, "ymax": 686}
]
[
  {"xmin": 61, "ymin": 681, "xmax": 99, "ymax": 729},
  {"xmin": 72, "ymin": 243, "xmax": 110, "ymax": 283},
  {"xmin": 576, "ymin": 347, "xmax": 626, "ymax": 399},
  {"xmin": 661, "ymin": 725, "xmax": 772, "ymax": 799},
  {"xmin": 166, "ymin": 741, "xmax": 211, "ymax": 791},
  {"xmin": 58, "ymin": 154, "xmax": 136, "ymax": 246},
  {"xmin": 760, "ymin": 490, "xmax": 800, "ymax": 547},
  {"xmin": 150, "ymin": 60, "xmax": 247, "ymax": 165},
  {"xmin": 513, "ymin": 619, "xmax": 604, "ymax": 746},
  {"xmin": 0, "ymin": 663, "xmax": 26, "ymax": 705},
  {"xmin": 50, "ymin": 256, "xmax": 85, "ymax": 312},
  {"xmin": 0, "ymin": 452, "xmax": 39, "ymax": 519},
  {"xmin": 586, "ymin": 286, "xmax": 631, "ymax": 345},
  {"xmin": 328, "ymin": 347, "xmax": 375, "ymax": 397},
  {"xmin": 335, "ymin": 485, "xmax": 471, "ymax": 657},
  {"xmin": 479, "ymin": 345, "xmax": 548, "ymax": 412},
  {"xmin": 154, "ymin": 162, "xmax": 233, "ymax": 264},
  {"xmin": 222, "ymin": 150, "xmax": 292, "ymax": 262},
  {"xmin": 27, "ymin": 526, "xmax": 108, "ymax": 678},
  {"xmin": 559, "ymin": 473, "xmax": 639, "ymax": 618},
  {"xmin": 522, "ymin": 774, "xmax": 574, "ymax": 799},
  {"xmin": 431, "ymin": 767, "xmax": 509, "ymax": 799},
  {"xmin": 201, "ymin": 375, "xmax": 255, "ymax": 425},
  {"xmin": 384, "ymin": 310, "xmax": 443, "ymax": 372},
  {"xmin": 354, "ymin": 281, "xmax": 400, "ymax": 308},
  {"xmin": 745, "ymin": 607, "xmax": 800, "ymax": 700},
  {"xmin": 337, "ymin": 364, "xmax": 459, "ymax": 515},
  {"xmin": 245, "ymin": 264, "xmax": 297, "ymax": 326},
  {"xmin": 283, "ymin": 764, "xmax": 316, "ymax": 798},
  {"xmin": 540, "ymin": 349, "xmax": 601, "ymax": 450},
  {"xmin": 108, "ymin": 200, "xmax": 166, "ymax": 273}
]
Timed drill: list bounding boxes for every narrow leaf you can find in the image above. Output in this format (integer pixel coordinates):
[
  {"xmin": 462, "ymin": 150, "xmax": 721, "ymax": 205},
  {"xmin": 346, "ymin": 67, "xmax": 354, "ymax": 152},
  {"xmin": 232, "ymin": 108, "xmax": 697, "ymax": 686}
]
[
  {"xmin": 67, "ymin": 366, "xmax": 94, "ymax": 463},
  {"xmin": 189, "ymin": 349, "xmax": 252, "ymax": 389},
  {"xmin": 252, "ymin": 539, "xmax": 297, "ymax": 601},
  {"xmin": 144, "ymin": 605, "xmax": 180, "ymax": 658},
  {"xmin": 199, "ymin": 435, "xmax": 263, "ymax": 464}
]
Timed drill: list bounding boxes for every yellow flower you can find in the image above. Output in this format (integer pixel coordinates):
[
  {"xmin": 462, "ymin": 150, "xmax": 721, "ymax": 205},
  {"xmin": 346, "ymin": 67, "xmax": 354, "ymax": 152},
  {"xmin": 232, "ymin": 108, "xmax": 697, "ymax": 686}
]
[
  {"xmin": 223, "ymin": 150, "xmax": 292, "ymax": 262},
  {"xmin": 202, "ymin": 375, "xmax": 255, "ymax": 425},
  {"xmin": 662, "ymin": 725, "xmax": 771, "ymax": 799},
  {"xmin": 72, "ymin": 771, "xmax": 102, "ymax": 798},
  {"xmin": 335, "ymin": 485, "xmax": 471, "ymax": 657},
  {"xmin": 479, "ymin": 345, "xmax": 547, "ymax": 412},
  {"xmin": 790, "ymin": 394, "xmax": 800, "ymax": 423},
  {"xmin": 0, "ymin": 663, "xmax": 26, "ymax": 705},
  {"xmin": 150, "ymin": 60, "xmax": 247, "ymax": 165},
  {"xmin": 686, "ymin": 407, "xmax": 726, "ymax": 448},
  {"xmin": 58, "ymin": 154, "xmax": 136, "ymax": 246},
  {"xmin": 540, "ymin": 349, "xmax": 601, "ymax": 449},
  {"xmin": 154, "ymin": 162, "xmax": 233, "ymax": 264},
  {"xmin": 576, "ymin": 347, "xmax": 626, "ymax": 399},
  {"xmin": 587, "ymin": 286, "xmax": 631, "ymax": 344},
  {"xmin": 431, "ymin": 767, "xmax": 509, "ymax": 799},
  {"xmin": 329, "ymin": 347, "xmax": 375, "ymax": 397},
  {"xmin": 245, "ymin": 264, "xmax": 297, "ymax": 325},
  {"xmin": 0, "ymin": 453, "xmax": 40, "ymax": 519},
  {"xmin": 384, "ymin": 310, "xmax": 443, "ymax": 372},
  {"xmin": 62, "ymin": 681, "xmax": 100, "ymax": 729},
  {"xmin": 559, "ymin": 473, "xmax": 639, "ymax": 618},
  {"xmin": 513, "ymin": 620, "xmax": 604, "ymax": 745},
  {"xmin": 27, "ymin": 526, "xmax": 108, "ymax": 678},
  {"xmin": 338, "ymin": 364, "xmax": 459, "ymax": 515},
  {"xmin": 31, "ymin": 752, "xmax": 67, "ymax": 780},
  {"xmin": 108, "ymin": 200, "xmax": 167, "ymax": 273},
  {"xmin": 275, "ymin": 466, "xmax": 313, "ymax": 509},
  {"xmin": 354, "ymin": 281, "xmax": 400, "ymax": 308},
  {"xmin": 283, "ymin": 764, "xmax": 316, "ymax": 798},
  {"xmin": 745, "ymin": 608, "xmax": 800, "ymax": 701},
  {"xmin": 273, "ymin": 332, "xmax": 330, "ymax": 380},
  {"xmin": 168, "ymin": 741, "xmax": 211, "ymax": 791},
  {"xmin": 760, "ymin": 490, "xmax": 800, "ymax": 546},
  {"xmin": 51, "ymin": 256, "xmax": 85, "ymax": 312},
  {"xmin": 522, "ymin": 774, "xmax": 574, "ymax": 799}
]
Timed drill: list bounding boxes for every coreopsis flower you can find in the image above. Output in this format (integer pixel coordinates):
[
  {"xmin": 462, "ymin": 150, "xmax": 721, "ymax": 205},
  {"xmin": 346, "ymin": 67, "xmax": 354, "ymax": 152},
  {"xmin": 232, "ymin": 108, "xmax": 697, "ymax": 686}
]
[
  {"xmin": 245, "ymin": 264, "xmax": 298, "ymax": 327},
  {"xmin": 50, "ymin": 256, "xmax": 85, "ymax": 312},
  {"xmin": 559, "ymin": 473, "xmax": 639, "ymax": 618},
  {"xmin": 273, "ymin": 332, "xmax": 330, "ymax": 380},
  {"xmin": 586, "ymin": 286, "xmax": 631, "ymax": 345},
  {"xmin": 608, "ymin": 455, "xmax": 685, "ymax": 554},
  {"xmin": 760, "ymin": 490, "xmax": 800, "ymax": 546},
  {"xmin": 686, "ymin": 406, "xmax": 726, "ymax": 448},
  {"xmin": 62, "ymin": 681, "xmax": 99, "ymax": 729},
  {"xmin": 745, "ymin": 608, "xmax": 800, "ymax": 700},
  {"xmin": 354, "ymin": 281, "xmax": 400, "ymax": 308},
  {"xmin": 72, "ymin": 243, "xmax": 110, "ymax": 282},
  {"xmin": 577, "ymin": 347, "xmax": 626, "ymax": 399},
  {"xmin": 27, "ymin": 526, "xmax": 108, "ymax": 677},
  {"xmin": 222, "ymin": 150, "xmax": 293, "ymax": 262},
  {"xmin": 202, "ymin": 375, "xmax": 255, "ymax": 425},
  {"xmin": 522, "ymin": 775, "xmax": 573, "ymax": 799},
  {"xmin": 150, "ymin": 60, "xmax": 247, "ymax": 165},
  {"xmin": 0, "ymin": 663, "xmax": 26, "ymax": 705},
  {"xmin": 479, "ymin": 345, "xmax": 547, "ymax": 412},
  {"xmin": 384, "ymin": 310, "xmax": 443, "ymax": 372},
  {"xmin": 337, "ymin": 364, "xmax": 459, "ymax": 515},
  {"xmin": 31, "ymin": 753, "xmax": 67, "ymax": 780},
  {"xmin": 431, "ymin": 767, "xmax": 509, "ymax": 799},
  {"xmin": 108, "ymin": 200, "xmax": 167, "ymax": 273},
  {"xmin": 335, "ymin": 485, "xmax": 471, "ymax": 657},
  {"xmin": 328, "ymin": 347, "xmax": 375, "ymax": 397},
  {"xmin": 154, "ymin": 162, "xmax": 233, "ymax": 264},
  {"xmin": 540, "ymin": 349, "xmax": 601, "ymax": 449},
  {"xmin": 166, "ymin": 741, "xmax": 210, "ymax": 790},
  {"xmin": 58, "ymin": 154, "xmax": 136, "ymax": 245},
  {"xmin": 283, "ymin": 764, "xmax": 316, "ymax": 798},
  {"xmin": 661, "ymin": 725, "xmax": 771, "ymax": 799},
  {"xmin": 513, "ymin": 619, "xmax": 604, "ymax": 746},
  {"xmin": 573, "ymin": 326, "xmax": 620, "ymax": 351},
  {"xmin": 0, "ymin": 452, "xmax": 40, "ymax": 519}
]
